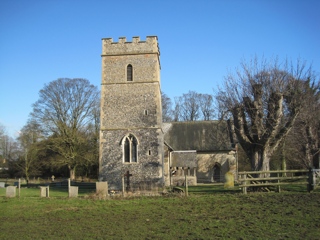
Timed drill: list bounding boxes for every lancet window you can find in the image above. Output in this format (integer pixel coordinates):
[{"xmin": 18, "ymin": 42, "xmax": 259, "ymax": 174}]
[
  {"xmin": 127, "ymin": 64, "xmax": 133, "ymax": 81},
  {"xmin": 123, "ymin": 134, "xmax": 138, "ymax": 163}
]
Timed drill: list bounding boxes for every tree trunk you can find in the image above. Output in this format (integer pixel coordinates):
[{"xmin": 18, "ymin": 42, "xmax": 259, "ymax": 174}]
[
  {"xmin": 250, "ymin": 148, "xmax": 270, "ymax": 176},
  {"xmin": 281, "ymin": 142, "xmax": 287, "ymax": 177}
]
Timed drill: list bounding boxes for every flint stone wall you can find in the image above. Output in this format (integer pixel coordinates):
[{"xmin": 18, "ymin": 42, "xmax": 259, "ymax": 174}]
[
  {"xmin": 100, "ymin": 83, "xmax": 161, "ymax": 130},
  {"xmin": 102, "ymin": 36, "xmax": 159, "ymax": 56},
  {"xmin": 100, "ymin": 36, "xmax": 164, "ymax": 190},
  {"xmin": 100, "ymin": 128, "xmax": 163, "ymax": 190}
]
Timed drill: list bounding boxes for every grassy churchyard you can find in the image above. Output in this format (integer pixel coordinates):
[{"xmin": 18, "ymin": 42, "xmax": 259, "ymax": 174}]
[{"xmin": 0, "ymin": 185, "xmax": 320, "ymax": 239}]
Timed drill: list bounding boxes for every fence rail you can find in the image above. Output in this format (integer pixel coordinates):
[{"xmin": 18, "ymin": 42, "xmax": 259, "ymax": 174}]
[{"xmin": 238, "ymin": 169, "xmax": 319, "ymax": 194}]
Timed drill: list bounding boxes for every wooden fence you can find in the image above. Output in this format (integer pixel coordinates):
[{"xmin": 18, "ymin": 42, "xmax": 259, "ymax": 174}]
[{"xmin": 238, "ymin": 169, "xmax": 320, "ymax": 194}]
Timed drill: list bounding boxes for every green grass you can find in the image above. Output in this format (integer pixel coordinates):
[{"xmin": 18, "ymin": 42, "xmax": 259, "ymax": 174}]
[{"xmin": 1, "ymin": 185, "xmax": 320, "ymax": 239}]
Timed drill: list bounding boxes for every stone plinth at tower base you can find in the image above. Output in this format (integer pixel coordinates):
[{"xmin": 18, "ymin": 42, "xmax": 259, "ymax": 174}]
[
  {"xmin": 6, "ymin": 186, "xmax": 16, "ymax": 198},
  {"xmin": 68, "ymin": 186, "xmax": 78, "ymax": 198},
  {"xmin": 96, "ymin": 182, "xmax": 108, "ymax": 198}
]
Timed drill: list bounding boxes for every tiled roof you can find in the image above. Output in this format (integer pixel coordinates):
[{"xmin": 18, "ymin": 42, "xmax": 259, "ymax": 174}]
[{"xmin": 163, "ymin": 121, "xmax": 233, "ymax": 151}]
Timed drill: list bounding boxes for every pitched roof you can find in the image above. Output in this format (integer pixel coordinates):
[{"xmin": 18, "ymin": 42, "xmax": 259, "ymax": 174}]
[{"xmin": 163, "ymin": 121, "xmax": 234, "ymax": 152}]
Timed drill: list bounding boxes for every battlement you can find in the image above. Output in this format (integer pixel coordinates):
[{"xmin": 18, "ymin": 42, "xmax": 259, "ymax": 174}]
[{"xmin": 102, "ymin": 36, "xmax": 159, "ymax": 56}]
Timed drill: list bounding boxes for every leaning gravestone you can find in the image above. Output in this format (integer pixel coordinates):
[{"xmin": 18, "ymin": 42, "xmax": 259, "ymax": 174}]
[
  {"xmin": 96, "ymin": 182, "xmax": 108, "ymax": 197},
  {"xmin": 6, "ymin": 186, "xmax": 16, "ymax": 198},
  {"xmin": 0, "ymin": 182, "xmax": 5, "ymax": 188},
  {"xmin": 69, "ymin": 186, "xmax": 78, "ymax": 198}
]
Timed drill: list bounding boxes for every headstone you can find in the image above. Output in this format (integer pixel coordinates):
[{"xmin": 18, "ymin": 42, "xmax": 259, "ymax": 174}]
[
  {"xmin": 69, "ymin": 186, "xmax": 78, "ymax": 198},
  {"xmin": 0, "ymin": 182, "xmax": 5, "ymax": 188},
  {"xmin": 96, "ymin": 182, "xmax": 108, "ymax": 197},
  {"xmin": 6, "ymin": 186, "xmax": 16, "ymax": 197},
  {"xmin": 40, "ymin": 186, "xmax": 49, "ymax": 197},
  {"xmin": 224, "ymin": 171, "xmax": 235, "ymax": 188}
]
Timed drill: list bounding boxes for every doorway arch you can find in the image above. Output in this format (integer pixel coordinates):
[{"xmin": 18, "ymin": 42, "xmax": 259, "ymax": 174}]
[{"xmin": 212, "ymin": 163, "xmax": 221, "ymax": 182}]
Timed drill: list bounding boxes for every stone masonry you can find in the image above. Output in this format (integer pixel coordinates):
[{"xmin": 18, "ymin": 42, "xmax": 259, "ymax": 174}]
[{"xmin": 99, "ymin": 36, "xmax": 164, "ymax": 190}]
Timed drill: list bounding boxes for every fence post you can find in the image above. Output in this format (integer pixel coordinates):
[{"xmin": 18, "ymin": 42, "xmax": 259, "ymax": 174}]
[
  {"xmin": 122, "ymin": 176, "xmax": 125, "ymax": 196},
  {"xmin": 18, "ymin": 178, "xmax": 21, "ymax": 198},
  {"xmin": 277, "ymin": 172, "xmax": 281, "ymax": 193},
  {"xmin": 313, "ymin": 169, "xmax": 317, "ymax": 189},
  {"xmin": 242, "ymin": 174, "xmax": 247, "ymax": 194},
  {"xmin": 307, "ymin": 167, "xmax": 315, "ymax": 192},
  {"xmin": 185, "ymin": 174, "xmax": 188, "ymax": 197}
]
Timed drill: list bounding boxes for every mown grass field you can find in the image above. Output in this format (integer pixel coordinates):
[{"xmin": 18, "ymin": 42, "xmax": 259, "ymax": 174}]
[{"xmin": 1, "ymin": 185, "xmax": 320, "ymax": 239}]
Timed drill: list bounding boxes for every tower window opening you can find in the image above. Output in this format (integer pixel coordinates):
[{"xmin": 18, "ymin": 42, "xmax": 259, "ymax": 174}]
[
  {"xmin": 122, "ymin": 134, "xmax": 138, "ymax": 163},
  {"xmin": 127, "ymin": 64, "xmax": 133, "ymax": 81}
]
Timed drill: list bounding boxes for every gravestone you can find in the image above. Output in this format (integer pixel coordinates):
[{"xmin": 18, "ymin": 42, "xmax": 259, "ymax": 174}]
[
  {"xmin": 224, "ymin": 171, "xmax": 235, "ymax": 188},
  {"xmin": 6, "ymin": 186, "xmax": 16, "ymax": 197},
  {"xmin": 68, "ymin": 186, "xmax": 78, "ymax": 198},
  {"xmin": 96, "ymin": 182, "xmax": 108, "ymax": 197},
  {"xmin": 40, "ymin": 186, "xmax": 49, "ymax": 197},
  {"xmin": 0, "ymin": 182, "xmax": 5, "ymax": 188}
]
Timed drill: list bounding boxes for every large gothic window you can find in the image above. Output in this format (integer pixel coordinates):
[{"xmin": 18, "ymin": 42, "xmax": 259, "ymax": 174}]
[
  {"xmin": 122, "ymin": 134, "xmax": 138, "ymax": 163},
  {"xmin": 127, "ymin": 64, "xmax": 133, "ymax": 81}
]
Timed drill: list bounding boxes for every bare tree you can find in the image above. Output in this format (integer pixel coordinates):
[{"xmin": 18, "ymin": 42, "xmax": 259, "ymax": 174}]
[
  {"xmin": 199, "ymin": 93, "xmax": 215, "ymax": 120},
  {"xmin": 161, "ymin": 92, "xmax": 173, "ymax": 122},
  {"xmin": 173, "ymin": 97, "xmax": 180, "ymax": 121},
  {"xmin": 16, "ymin": 120, "xmax": 44, "ymax": 183},
  {"xmin": 0, "ymin": 124, "xmax": 7, "ymax": 160},
  {"xmin": 0, "ymin": 124, "xmax": 12, "ymax": 173},
  {"xmin": 216, "ymin": 58, "xmax": 316, "ymax": 172},
  {"xmin": 0, "ymin": 124, "xmax": 19, "ymax": 169},
  {"xmin": 173, "ymin": 92, "xmax": 215, "ymax": 121},
  {"xmin": 31, "ymin": 78, "xmax": 99, "ymax": 179},
  {"xmin": 80, "ymin": 97, "xmax": 100, "ymax": 178},
  {"xmin": 288, "ymin": 79, "xmax": 320, "ymax": 168},
  {"xmin": 174, "ymin": 91, "xmax": 201, "ymax": 121}
]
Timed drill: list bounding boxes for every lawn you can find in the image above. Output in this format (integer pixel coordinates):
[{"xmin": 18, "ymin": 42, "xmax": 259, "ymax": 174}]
[{"xmin": 1, "ymin": 185, "xmax": 320, "ymax": 239}]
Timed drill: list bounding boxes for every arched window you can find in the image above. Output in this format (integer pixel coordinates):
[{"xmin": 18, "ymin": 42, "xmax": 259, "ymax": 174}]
[
  {"xmin": 122, "ymin": 134, "xmax": 138, "ymax": 163},
  {"xmin": 127, "ymin": 64, "xmax": 133, "ymax": 81}
]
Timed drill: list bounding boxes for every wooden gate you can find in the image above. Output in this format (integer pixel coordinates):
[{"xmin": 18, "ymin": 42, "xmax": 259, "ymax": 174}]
[{"xmin": 239, "ymin": 169, "xmax": 320, "ymax": 194}]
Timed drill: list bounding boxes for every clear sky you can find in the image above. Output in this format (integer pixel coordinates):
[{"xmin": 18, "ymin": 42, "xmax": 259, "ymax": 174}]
[{"xmin": 0, "ymin": 0, "xmax": 319, "ymax": 137}]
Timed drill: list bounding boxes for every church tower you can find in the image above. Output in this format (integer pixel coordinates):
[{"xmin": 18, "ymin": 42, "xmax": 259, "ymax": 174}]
[{"xmin": 99, "ymin": 36, "xmax": 164, "ymax": 190}]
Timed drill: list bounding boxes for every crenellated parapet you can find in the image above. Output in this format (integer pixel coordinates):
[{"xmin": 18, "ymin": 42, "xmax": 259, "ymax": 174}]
[{"xmin": 102, "ymin": 36, "xmax": 160, "ymax": 56}]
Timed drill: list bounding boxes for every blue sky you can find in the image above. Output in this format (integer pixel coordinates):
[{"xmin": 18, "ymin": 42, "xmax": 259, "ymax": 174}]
[{"xmin": 0, "ymin": 0, "xmax": 319, "ymax": 137}]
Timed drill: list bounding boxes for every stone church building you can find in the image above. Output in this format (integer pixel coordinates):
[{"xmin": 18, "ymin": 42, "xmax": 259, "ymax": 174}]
[{"xmin": 99, "ymin": 36, "xmax": 236, "ymax": 190}]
